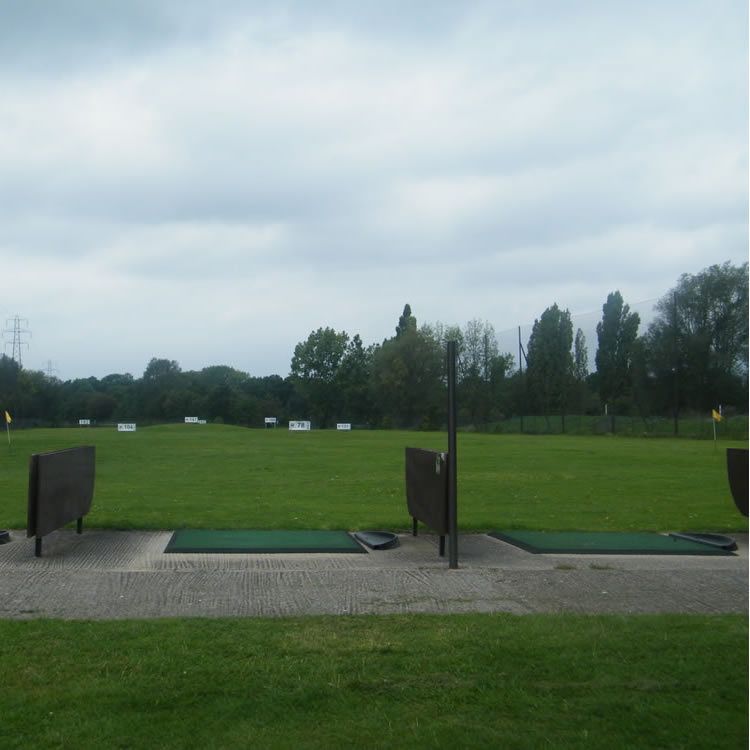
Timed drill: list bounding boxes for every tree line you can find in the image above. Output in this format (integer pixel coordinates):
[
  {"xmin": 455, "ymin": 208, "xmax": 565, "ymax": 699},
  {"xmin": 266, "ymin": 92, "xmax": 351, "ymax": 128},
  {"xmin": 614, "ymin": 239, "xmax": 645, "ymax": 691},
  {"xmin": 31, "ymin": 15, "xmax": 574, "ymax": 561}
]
[{"xmin": 1, "ymin": 262, "xmax": 747, "ymax": 431}]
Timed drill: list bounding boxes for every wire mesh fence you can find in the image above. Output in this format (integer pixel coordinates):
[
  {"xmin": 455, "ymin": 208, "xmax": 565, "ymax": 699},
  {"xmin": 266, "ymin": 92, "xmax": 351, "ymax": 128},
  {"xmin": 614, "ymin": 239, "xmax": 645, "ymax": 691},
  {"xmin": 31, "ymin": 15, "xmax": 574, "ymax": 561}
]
[{"xmin": 457, "ymin": 413, "xmax": 748, "ymax": 440}]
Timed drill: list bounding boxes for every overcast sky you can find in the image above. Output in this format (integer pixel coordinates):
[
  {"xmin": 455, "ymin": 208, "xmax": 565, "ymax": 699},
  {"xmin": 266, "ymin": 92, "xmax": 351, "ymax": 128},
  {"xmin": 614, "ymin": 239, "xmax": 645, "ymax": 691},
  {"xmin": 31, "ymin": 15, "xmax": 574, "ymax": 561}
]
[{"xmin": 1, "ymin": 1, "xmax": 747, "ymax": 381}]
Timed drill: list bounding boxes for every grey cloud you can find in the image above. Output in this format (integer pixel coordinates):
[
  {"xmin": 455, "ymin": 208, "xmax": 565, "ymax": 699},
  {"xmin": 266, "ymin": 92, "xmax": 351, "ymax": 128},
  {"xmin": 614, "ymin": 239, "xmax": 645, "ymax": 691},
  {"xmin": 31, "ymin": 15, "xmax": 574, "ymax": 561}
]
[{"xmin": 1, "ymin": 0, "xmax": 746, "ymax": 380}]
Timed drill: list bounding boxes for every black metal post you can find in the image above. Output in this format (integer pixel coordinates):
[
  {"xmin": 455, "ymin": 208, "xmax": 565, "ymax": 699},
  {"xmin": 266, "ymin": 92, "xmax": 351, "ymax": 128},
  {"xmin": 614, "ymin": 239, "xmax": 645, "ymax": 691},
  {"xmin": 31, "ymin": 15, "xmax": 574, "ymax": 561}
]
[
  {"xmin": 518, "ymin": 327, "xmax": 524, "ymax": 434},
  {"xmin": 447, "ymin": 340, "xmax": 458, "ymax": 569},
  {"xmin": 672, "ymin": 292, "xmax": 679, "ymax": 437}
]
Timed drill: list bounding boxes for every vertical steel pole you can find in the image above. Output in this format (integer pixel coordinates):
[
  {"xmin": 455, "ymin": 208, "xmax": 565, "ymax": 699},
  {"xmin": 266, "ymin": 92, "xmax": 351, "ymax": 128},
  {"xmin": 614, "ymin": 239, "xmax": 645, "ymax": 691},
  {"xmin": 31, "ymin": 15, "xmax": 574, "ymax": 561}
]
[
  {"xmin": 672, "ymin": 292, "xmax": 679, "ymax": 437},
  {"xmin": 447, "ymin": 340, "xmax": 458, "ymax": 569},
  {"xmin": 518, "ymin": 326, "xmax": 524, "ymax": 434}
]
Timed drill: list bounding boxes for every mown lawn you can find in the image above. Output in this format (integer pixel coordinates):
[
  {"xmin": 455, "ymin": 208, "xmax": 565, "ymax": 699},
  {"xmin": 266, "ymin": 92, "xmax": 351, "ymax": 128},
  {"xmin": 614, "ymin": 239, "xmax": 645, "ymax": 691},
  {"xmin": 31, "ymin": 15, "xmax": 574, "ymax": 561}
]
[
  {"xmin": 1, "ymin": 614, "xmax": 747, "ymax": 749},
  {"xmin": 1, "ymin": 424, "xmax": 745, "ymax": 532}
]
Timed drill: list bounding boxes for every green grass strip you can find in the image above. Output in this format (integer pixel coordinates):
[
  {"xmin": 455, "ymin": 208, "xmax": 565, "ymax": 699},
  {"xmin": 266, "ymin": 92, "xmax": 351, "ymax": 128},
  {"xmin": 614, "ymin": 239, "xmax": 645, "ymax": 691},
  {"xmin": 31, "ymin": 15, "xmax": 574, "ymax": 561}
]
[
  {"xmin": 164, "ymin": 529, "xmax": 366, "ymax": 553},
  {"xmin": 0, "ymin": 614, "xmax": 746, "ymax": 749},
  {"xmin": 2, "ymin": 426, "xmax": 747, "ymax": 532},
  {"xmin": 490, "ymin": 530, "xmax": 736, "ymax": 555}
]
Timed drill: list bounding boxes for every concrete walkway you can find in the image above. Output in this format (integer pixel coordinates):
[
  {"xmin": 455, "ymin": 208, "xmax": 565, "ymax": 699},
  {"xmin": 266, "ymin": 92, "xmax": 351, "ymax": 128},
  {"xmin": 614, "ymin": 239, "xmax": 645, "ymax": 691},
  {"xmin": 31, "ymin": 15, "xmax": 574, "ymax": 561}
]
[{"xmin": 0, "ymin": 529, "xmax": 747, "ymax": 619}]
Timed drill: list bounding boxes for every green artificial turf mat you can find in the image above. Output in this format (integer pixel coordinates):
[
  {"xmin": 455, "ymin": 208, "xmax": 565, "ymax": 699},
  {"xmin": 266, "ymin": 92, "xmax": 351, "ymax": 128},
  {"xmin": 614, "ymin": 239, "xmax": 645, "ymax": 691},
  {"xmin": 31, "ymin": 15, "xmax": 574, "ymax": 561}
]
[
  {"xmin": 165, "ymin": 529, "xmax": 366, "ymax": 554},
  {"xmin": 488, "ymin": 530, "xmax": 735, "ymax": 555}
]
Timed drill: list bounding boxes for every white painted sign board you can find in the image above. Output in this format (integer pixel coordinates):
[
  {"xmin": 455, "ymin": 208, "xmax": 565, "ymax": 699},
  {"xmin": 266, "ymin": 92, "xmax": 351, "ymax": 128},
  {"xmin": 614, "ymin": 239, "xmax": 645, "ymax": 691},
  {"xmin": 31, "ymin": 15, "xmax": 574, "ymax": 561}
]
[
  {"xmin": 289, "ymin": 420, "xmax": 311, "ymax": 431},
  {"xmin": 79, "ymin": 419, "xmax": 91, "ymax": 425},
  {"xmin": 185, "ymin": 417, "xmax": 199, "ymax": 423},
  {"xmin": 336, "ymin": 423, "xmax": 352, "ymax": 430},
  {"xmin": 117, "ymin": 423, "xmax": 137, "ymax": 432}
]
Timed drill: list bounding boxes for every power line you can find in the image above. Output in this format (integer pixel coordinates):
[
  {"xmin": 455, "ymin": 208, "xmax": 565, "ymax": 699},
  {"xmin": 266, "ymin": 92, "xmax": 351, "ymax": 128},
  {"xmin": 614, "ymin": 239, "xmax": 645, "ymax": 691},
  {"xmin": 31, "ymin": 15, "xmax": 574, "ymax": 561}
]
[{"xmin": 3, "ymin": 315, "xmax": 31, "ymax": 367}]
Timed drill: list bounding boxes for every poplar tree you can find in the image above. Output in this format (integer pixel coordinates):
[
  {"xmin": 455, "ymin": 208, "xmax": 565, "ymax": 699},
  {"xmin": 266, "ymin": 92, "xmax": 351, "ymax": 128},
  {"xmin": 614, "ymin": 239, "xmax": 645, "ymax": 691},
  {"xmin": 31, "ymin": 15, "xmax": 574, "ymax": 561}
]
[
  {"xmin": 526, "ymin": 304, "xmax": 574, "ymax": 427},
  {"xmin": 595, "ymin": 291, "xmax": 640, "ymax": 430}
]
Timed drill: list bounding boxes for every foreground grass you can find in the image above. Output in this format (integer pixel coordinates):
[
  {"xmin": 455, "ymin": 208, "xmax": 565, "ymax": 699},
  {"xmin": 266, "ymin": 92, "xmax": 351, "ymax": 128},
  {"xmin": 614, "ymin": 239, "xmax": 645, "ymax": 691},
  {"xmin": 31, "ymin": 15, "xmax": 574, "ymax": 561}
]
[
  {"xmin": 1, "ymin": 614, "xmax": 746, "ymax": 750},
  {"xmin": 1, "ymin": 425, "xmax": 746, "ymax": 532}
]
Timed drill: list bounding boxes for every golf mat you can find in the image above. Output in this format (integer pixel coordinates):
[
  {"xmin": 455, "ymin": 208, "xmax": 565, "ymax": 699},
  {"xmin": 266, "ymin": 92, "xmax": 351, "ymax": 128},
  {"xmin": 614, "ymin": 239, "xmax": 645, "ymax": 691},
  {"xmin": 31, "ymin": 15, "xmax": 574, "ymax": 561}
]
[
  {"xmin": 488, "ymin": 530, "xmax": 736, "ymax": 555},
  {"xmin": 165, "ymin": 530, "xmax": 366, "ymax": 554}
]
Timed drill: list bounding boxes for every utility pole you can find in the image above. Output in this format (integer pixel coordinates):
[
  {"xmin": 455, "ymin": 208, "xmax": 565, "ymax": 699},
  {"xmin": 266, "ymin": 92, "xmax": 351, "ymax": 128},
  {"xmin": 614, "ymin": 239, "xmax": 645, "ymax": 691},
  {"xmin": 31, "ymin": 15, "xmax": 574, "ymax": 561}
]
[{"xmin": 3, "ymin": 315, "xmax": 31, "ymax": 368}]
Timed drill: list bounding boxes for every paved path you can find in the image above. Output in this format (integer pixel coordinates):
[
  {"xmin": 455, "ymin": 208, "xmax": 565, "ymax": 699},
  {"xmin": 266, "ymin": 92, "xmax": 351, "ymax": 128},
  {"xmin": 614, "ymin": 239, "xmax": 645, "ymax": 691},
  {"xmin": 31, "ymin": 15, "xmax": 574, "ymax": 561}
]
[{"xmin": 0, "ymin": 529, "xmax": 746, "ymax": 619}]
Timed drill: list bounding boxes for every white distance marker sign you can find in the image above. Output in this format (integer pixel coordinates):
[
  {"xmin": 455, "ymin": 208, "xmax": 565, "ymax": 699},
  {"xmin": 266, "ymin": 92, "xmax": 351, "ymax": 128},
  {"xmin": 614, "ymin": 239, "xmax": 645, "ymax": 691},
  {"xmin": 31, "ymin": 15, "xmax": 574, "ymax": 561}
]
[
  {"xmin": 117, "ymin": 423, "xmax": 136, "ymax": 432},
  {"xmin": 289, "ymin": 421, "xmax": 311, "ymax": 431}
]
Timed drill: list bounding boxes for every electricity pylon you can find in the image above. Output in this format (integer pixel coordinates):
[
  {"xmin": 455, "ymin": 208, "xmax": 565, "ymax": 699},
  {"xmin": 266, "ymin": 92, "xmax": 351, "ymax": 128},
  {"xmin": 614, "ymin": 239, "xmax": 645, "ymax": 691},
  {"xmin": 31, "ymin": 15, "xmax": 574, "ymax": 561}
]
[{"xmin": 3, "ymin": 315, "xmax": 31, "ymax": 367}]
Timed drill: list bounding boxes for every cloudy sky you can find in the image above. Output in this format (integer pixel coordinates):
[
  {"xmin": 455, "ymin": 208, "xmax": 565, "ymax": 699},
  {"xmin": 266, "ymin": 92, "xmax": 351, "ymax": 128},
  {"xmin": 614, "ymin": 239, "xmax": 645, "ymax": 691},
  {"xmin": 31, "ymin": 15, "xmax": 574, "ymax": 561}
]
[{"xmin": 1, "ymin": 1, "xmax": 747, "ymax": 381}]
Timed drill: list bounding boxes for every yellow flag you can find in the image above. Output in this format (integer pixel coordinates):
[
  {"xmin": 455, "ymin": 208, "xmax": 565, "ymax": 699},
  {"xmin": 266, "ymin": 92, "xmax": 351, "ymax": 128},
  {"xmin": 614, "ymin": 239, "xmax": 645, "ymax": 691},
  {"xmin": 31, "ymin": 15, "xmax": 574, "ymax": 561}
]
[
  {"xmin": 4, "ymin": 410, "xmax": 10, "ymax": 424},
  {"xmin": 712, "ymin": 409, "xmax": 722, "ymax": 422}
]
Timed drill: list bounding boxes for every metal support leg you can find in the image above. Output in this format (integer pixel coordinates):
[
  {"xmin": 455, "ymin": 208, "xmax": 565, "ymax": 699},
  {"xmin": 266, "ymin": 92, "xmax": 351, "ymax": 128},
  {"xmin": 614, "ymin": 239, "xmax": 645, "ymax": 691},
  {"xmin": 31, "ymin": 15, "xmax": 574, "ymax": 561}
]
[
  {"xmin": 35, "ymin": 537, "xmax": 42, "ymax": 557},
  {"xmin": 77, "ymin": 518, "xmax": 83, "ymax": 534}
]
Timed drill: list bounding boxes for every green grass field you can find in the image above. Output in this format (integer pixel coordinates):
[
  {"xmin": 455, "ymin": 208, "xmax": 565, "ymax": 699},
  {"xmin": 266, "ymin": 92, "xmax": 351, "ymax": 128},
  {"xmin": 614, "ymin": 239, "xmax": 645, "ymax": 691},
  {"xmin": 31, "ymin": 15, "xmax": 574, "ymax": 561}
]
[
  {"xmin": 1, "ymin": 424, "xmax": 746, "ymax": 532},
  {"xmin": 1, "ymin": 615, "xmax": 747, "ymax": 750},
  {"xmin": 2, "ymin": 425, "xmax": 747, "ymax": 748}
]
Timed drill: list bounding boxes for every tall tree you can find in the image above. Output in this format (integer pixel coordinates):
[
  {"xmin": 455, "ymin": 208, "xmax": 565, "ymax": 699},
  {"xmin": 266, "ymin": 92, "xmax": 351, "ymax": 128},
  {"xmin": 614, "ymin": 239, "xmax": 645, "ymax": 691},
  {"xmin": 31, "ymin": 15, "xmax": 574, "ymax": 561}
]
[
  {"xmin": 99, "ymin": 373, "xmax": 136, "ymax": 419},
  {"xmin": 371, "ymin": 325, "xmax": 443, "ymax": 429},
  {"xmin": 460, "ymin": 319, "xmax": 500, "ymax": 425},
  {"xmin": 140, "ymin": 358, "xmax": 183, "ymax": 419},
  {"xmin": 571, "ymin": 328, "xmax": 591, "ymax": 415},
  {"xmin": 525, "ymin": 304, "xmax": 574, "ymax": 426},
  {"xmin": 336, "ymin": 334, "xmax": 375, "ymax": 425},
  {"xmin": 487, "ymin": 351, "xmax": 516, "ymax": 422},
  {"xmin": 395, "ymin": 304, "xmax": 417, "ymax": 337},
  {"xmin": 644, "ymin": 261, "xmax": 749, "ymax": 416},
  {"xmin": 573, "ymin": 328, "xmax": 589, "ymax": 383},
  {"xmin": 595, "ymin": 291, "xmax": 640, "ymax": 430},
  {"xmin": 143, "ymin": 358, "xmax": 182, "ymax": 381},
  {"xmin": 290, "ymin": 327, "xmax": 349, "ymax": 428},
  {"xmin": 430, "ymin": 321, "xmax": 464, "ymax": 361}
]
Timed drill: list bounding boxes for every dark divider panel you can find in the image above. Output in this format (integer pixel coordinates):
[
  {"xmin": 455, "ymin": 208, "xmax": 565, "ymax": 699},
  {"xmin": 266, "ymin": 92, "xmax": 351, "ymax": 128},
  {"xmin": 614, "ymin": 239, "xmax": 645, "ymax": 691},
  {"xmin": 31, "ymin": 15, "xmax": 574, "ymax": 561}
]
[
  {"xmin": 27, "ymin": 446, "xmax": 95, "ymax": 557},
  {"xmin": 405, "ymin": 447, "xmax": 449, "ymax": 554},
  {"xmin": 726, "ymin": 448, "xmax": 748, "ymax": 517}
]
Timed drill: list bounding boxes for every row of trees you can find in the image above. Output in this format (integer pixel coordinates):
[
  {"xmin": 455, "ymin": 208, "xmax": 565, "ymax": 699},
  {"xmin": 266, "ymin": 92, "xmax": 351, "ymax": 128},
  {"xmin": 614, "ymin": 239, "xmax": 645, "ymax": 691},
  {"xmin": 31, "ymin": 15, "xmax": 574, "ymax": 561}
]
[
  {"xmin": 1, "ymin": 262, "xmax": 747, "ymax": 431},
  {"xmin": 522, "ymin": 262, "xmax": 748, "ymax": 430},
  {"xmin": 288, "ymin": 309, "xmax": 516, "ymax": 429}
]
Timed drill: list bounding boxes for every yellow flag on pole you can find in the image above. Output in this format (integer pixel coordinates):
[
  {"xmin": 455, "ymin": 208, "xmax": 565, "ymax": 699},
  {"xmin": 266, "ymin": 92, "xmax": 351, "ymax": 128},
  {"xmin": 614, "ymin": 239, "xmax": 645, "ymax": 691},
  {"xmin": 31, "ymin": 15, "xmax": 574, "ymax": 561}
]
[
  {"xmin": 4, "ymin": 410, "xmax": 10, "ymax": 424},
  {"xmin": 712, "ymin": 409, "xmax": 722, "ymax": 422}
]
